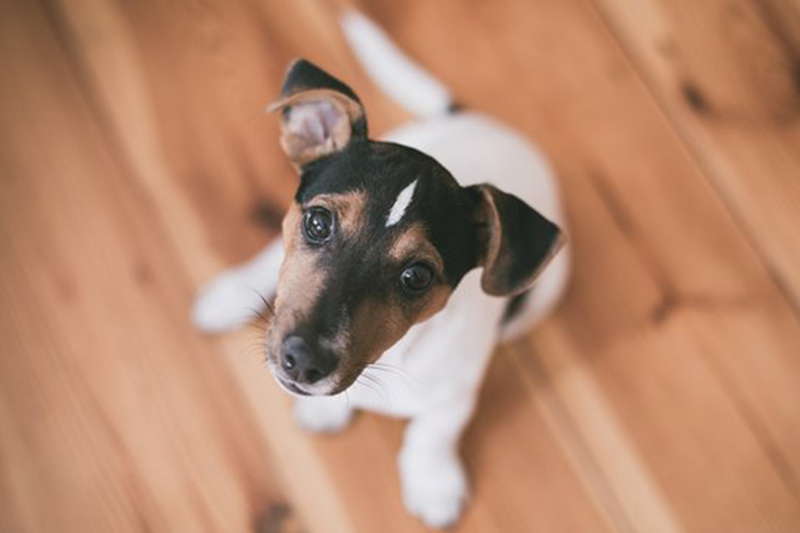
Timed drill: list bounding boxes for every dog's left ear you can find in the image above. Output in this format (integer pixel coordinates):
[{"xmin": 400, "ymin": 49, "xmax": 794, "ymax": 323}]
[
  {"xmin": 268, "ymin": 59, "xmax": 367, "ymax": 168},
  {"xmin": 469, "ymin": 184, "xmax": 564, "ymax": 296}
]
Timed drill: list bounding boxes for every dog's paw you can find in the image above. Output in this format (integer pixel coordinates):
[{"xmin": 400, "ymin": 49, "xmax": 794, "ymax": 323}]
[
  {"xmin": 192, "ymin": 272, "xmax": 263, "ymax": 333},
  {"xmin": 399, "ymin": 448, "xmax": 469, "ymax": 529},
  {"xmin": 294, "ymin": 396, "xmax": 353, "ymax": 433}
]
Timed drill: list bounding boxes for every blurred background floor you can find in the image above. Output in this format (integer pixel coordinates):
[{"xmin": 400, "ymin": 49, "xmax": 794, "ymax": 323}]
[{"xmin": 2, "ymin": 0, "xmax": 800, "ymax": 531}]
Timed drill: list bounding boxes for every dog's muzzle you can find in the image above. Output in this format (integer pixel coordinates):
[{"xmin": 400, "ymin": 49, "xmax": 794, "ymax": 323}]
[{"xmin": 274, "ymin": 335, "xmax": 338, "ymax": 393}]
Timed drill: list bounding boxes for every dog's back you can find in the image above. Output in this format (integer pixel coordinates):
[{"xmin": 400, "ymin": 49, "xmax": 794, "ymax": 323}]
[{"xmin": 341, "ymin": 10, "xmax": 571, "ymax": 340}]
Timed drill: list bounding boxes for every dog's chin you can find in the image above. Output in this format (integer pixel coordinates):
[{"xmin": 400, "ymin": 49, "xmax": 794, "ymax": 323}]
[
  {"xmin": 274, "ymin": 374, "xmax": 350, "ymax": 397},
  {"xmin": 276, "ymin": 376, "xmax": 313, "ymax": 396}
]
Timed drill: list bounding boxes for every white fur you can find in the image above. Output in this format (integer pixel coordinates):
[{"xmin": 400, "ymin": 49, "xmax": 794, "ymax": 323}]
[
  {"xmin": 192, "ymin": 239, "xmax": 283, "ymax": 332},
  {"xmin": 340, "ymin": 10, "xmax": 452, "ymax": 117},
  {"xmin": 193, "ymin": 12, "xmax": 571, "ymax": 529},
  {"xmin": 386, "ymin": 179, "xmax": 418, "ymax": 227},
  {"xmin": 293, "ymin": 394, "xmax": 353, "ymax": 433}
]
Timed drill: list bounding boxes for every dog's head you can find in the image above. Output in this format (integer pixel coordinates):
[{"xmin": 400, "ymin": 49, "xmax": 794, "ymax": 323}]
[{"xmin": 265, "ymin": 60, "xmax": 563, "ymax": 395}]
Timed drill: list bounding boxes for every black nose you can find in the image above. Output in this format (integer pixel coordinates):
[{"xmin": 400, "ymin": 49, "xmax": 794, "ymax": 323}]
[{"xmin": 280, "ymin": 336, "xmax": 337, "ymax": 385}]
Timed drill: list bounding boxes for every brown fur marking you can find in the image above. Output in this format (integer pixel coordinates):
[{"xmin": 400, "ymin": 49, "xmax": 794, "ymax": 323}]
[
  {"xmin": 388, "ymin": 223, "xmax": 445, "ymax": 278},
  {"xmin": 307, "ymin": 191, "xmax": 367, "ymax": 239},
  {"xmin": 268, "ymin": 194, "xmax": 367, "ymax": 360},
  {"xmin": 268, "ymin": 205, "xmax": 325, "ymax": 361},
  {"xmin": 338, "ymin": 223, "xmax": 452, "ymax": 376}
]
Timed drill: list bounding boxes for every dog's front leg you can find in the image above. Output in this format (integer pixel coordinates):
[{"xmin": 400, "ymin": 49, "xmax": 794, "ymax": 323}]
[
  {"xmin": 192, "ymin": 238, "xmax": 284, "ymax": 333},
  {"xmin": 399, "ymin": 396, "xmax": 476, "ymax": 528}
]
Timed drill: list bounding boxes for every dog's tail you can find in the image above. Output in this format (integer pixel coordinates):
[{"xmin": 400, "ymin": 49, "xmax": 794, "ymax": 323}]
[{"xmin": 339, "ymin": 10, "xmax": 455, "ymax": 118}]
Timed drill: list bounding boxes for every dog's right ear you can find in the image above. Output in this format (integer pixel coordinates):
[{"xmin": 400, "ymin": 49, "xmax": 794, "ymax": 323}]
[
  {"xmin": 469, "ymin": 184, "xmax": 564, "ymax": 297},
  {"xmin": 267, "ymin": 59, "xmax": 367, "ymax": 168}
]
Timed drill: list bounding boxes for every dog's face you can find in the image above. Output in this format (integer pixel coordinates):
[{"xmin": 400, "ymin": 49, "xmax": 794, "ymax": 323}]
[{"xmin": 265, "ymin": 60, "xmax": 563, "ymax": 395}]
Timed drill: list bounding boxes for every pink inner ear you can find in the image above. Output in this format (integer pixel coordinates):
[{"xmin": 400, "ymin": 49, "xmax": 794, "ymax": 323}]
[{"xmin": 289, "ymin": 100, "xmax": 343, "ymax": 149}]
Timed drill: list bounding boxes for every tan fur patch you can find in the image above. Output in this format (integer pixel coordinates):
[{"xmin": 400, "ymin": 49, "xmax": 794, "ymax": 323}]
[
  {"xmin": 337, "ymin": 223, "xmax": 452, "ymax": 376},
  {"xmin": 342, "ymin": 283, "xmax": 450, "ymax": 384},
  {"xmin": 388, "ymin": 223, "xmax": 450, "ymax": 322},
  {"xmin": 414, "ymin": 285, "xmax": 450, "ymax": 323},
  {"xmin": 388, "ymin": 223, "xmax": 445, "ymax": 276},
  {"xmin": 281, "ymin": 204, "xmax": 302, "ymax": 255},
  {"xmin": 307, "ymin": 191, "xmax": 367, "ymax": 240},
  {"xmin": 347, "ymin": 297, "xmax": 406, "ymax": 368},
  {"xmin": 268, "ymin": 204, "xmax": 324, "ymax": 360},
  {"xmin": 268, "ymin": 194, "xmax": 367, "ymax": 362}
]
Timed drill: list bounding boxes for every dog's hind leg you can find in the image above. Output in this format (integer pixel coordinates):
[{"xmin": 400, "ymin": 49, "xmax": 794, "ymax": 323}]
[{"xmin": 192, "ymin": 238, "xmax": 284, "ymax": 333}]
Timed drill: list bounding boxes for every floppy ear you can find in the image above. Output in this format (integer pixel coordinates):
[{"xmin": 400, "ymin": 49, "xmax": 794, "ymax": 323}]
[
  {"xmin": 470, "ymin": 184, "xmax": 564, "ymax": 296},
  {"xmin": 267, "ymin": 59, "xmax": 367, "ymax": 167}
]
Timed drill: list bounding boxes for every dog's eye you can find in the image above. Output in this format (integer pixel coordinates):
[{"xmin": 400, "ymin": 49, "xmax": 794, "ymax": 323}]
[
  {"xmin": 400, "ymin": 263, "xmax": 434, "ymax": 294},
  {"xmin": 302, "ymin": 207, "xmax": 334, "ymax": 244}
]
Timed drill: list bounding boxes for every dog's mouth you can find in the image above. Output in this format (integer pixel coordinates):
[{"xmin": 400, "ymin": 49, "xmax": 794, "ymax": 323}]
[
  {"xmin": 276, "ymin": 375, "xmax": 312, "ymax": 396},
  {"xmin": 272, "ymin": 370, "xmax": 355, "ymax": 397}
]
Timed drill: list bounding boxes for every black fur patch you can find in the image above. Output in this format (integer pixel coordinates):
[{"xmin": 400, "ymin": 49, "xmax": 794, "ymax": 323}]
[
  {"xmin": 281, "ymin": 59, "xmax": 361, "ymax": 103},
  {"xmin": 297, "ymin": 140, "xmax": 480, "ymax": 286}
]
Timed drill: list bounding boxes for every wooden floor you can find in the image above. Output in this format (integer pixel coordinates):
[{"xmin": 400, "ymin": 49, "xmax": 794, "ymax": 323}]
[{"xmin": 2, "ymin": 0, "xmax": 800, "ymax": 531}]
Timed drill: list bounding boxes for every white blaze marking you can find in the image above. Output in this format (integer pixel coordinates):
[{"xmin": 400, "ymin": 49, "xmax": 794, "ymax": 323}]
[{"xmin": 386, "ymin": 179, "xmax": 418, "ymax": 227}]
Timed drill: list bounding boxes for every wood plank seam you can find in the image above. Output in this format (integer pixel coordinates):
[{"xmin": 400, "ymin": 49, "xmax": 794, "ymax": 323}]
[
  {"xmin": 583, "ymin": 0, "xmax": 800, "ymax": 503},
  {"xmin": 583, "ymin": 0, "xmax": 800, "ymax": 320},
  {"xmin": 508, "ymin": 341, "xmax": 637, "ymax": 533},
  {"xmin": 588, "ymin": 152, "xmax": 800, "ymax": 503},
  {"xmin": 30, "ymin": 1, "xmax": 312, "ymax": 529},
  {"xmin": 510, "ymin": 335, "xmax": 688, "ymax": 533}
]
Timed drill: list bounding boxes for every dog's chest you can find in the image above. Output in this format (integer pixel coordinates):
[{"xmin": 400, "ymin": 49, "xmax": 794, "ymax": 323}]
[{"xmin": 345, "ymin": 270, "xmax": 506, "ymax": 417}]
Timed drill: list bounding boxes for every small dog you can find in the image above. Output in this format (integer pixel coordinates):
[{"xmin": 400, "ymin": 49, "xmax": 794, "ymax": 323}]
[{"xmin": 193, "ymin": 11, "xmax": 570, "ymax": 528}]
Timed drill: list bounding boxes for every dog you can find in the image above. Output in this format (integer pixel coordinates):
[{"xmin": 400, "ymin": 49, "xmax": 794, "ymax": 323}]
[{"xmin": 193, "ymin": 11, "xmax": 570, "ymax": 528}]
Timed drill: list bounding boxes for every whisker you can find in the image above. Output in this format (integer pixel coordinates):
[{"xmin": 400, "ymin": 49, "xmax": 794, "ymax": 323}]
[
  {"xmin": 242, "ymin": 348, "xmax": 266, "ymax": 362},
  {"xmin": 254, "ymin": 309, "xmax": 270, "ymax": 324},
  {"xmin": 369, "ymin": 362, "xmax": 410, "ymax": 374},
  {"xmin": 355, "ymin": 376, "xmax": 380, "ymax": 397},
  {"xmin": 246, "ymin": 303, "xmax": 272, "ymax": 325},
  {"xmin": 365, "ymin": 364, "xmax": 403, "ymax": 376},
  {"xmin": 250, "ymin": 288, "xmax": 276, "ymax": 318},
  {"xmin": 360, "ymin": 371, "xmax": 390, "ymax": 400},
  {"xmin": 246, "ymin": 318, "xmax": 268, "ymax": 334},
  {"xmin": 242, "ymin": 341, "xmax": 263, "ymax": 352},
  {"xmin": 241, "ymin": 344, "xmax": 266, "ymax": 359},
  {"xmin": 366, "ymin": 362, "xmax": 417, "ymax": 386}
]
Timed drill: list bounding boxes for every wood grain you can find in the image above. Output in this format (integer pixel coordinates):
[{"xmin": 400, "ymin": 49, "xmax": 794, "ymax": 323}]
[
  {"xmin": 2, "ymin": 0, "xmax": 800, "ymax": 531},
  {"xmin": 0, "ymin": 1, "xmax": 292, "ymax": 532},
  {"xmin": 589, "ymin": 0, "xmax": 800, "ymax": 309}
]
